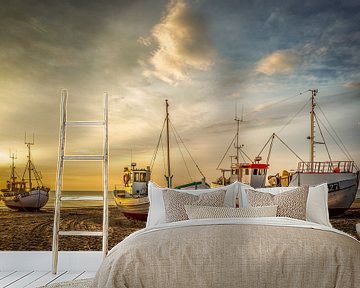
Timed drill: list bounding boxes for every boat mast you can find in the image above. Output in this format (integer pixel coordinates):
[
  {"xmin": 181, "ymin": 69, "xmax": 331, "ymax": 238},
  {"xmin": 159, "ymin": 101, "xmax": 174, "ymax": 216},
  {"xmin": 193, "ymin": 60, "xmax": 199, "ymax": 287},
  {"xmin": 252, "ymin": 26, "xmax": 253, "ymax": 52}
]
[
  {"xmin": 165, "ymin": 100, "xmax": 172, "ymax": 188},
  {"xmin": 9, "ymin": 152, "xmax": 17, "ymax": 184},
  {"xmin": 309, "ymin": 89, "xmax": 318, "ymax": 170},
  {"xmin": 25, "ymin": 134, "xmax": 34, "ymax": 190},
  {"xmin": 234, "ymin": 104, "xmax": 244, "ymax": 181}
]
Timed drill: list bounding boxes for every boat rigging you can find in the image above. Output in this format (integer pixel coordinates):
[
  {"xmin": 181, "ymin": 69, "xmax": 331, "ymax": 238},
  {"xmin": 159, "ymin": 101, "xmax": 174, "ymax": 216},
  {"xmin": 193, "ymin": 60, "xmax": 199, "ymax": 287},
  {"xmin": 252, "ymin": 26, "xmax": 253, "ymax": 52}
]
[
  {"xmin": 256, "ymin": 89, "xmax": 359, "ymax": 214},
  {"xmin": 0, "ymin": 134, "xmax": 50, "ymax": 211},
  {"xmin": 150, "ymin": 100, "xmax": 208, "ymax": 189}
]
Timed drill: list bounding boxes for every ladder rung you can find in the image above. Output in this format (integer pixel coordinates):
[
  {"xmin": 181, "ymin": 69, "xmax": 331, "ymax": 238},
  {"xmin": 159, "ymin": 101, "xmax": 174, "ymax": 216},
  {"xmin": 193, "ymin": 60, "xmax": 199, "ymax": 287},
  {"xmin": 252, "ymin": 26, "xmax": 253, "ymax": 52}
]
[
  {"xmin": 65, "ymin": 121, "xmax": 105, "ymax": 127},
  {"xmin": 61, "ymin": 196, "xmax": 103, "ymax": 201},
  {"xmin": 63, "ymin": 155, "xmax": 104, "ymax": 161},
  {"xmin": 59, "ymin": 231, "xmax": 103, "ymax": 237}
]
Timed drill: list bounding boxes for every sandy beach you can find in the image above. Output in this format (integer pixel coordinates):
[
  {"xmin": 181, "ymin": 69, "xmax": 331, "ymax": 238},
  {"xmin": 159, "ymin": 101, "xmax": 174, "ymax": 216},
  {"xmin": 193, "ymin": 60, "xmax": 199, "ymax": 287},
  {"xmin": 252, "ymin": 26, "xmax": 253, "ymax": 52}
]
[
  {"xmin": 0, "ymin": 200, "xmax": 359, "ymax": 251},
  {"xmin": 0, "ymin": 206, "xmax": 145, "ymax": 251}
]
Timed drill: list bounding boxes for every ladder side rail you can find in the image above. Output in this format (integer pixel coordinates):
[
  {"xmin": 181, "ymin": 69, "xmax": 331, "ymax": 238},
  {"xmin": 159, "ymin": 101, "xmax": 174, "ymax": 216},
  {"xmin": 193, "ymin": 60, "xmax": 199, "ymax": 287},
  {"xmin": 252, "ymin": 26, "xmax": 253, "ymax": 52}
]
[
  {"xmin": 52, "ymin": 90, "xmax": 68, "ymax": 274},
  {"xmin": 102, "ymin": 93, "xmax": 109, "ymax": 259}
]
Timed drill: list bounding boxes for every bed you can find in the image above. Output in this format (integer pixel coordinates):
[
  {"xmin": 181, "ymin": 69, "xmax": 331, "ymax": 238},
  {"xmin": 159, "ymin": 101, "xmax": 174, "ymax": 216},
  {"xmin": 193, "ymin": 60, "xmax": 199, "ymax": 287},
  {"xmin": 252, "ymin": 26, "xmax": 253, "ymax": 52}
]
[{"xmin": 93, "ymin": 182, "xmax": 360, "ymax": 288}]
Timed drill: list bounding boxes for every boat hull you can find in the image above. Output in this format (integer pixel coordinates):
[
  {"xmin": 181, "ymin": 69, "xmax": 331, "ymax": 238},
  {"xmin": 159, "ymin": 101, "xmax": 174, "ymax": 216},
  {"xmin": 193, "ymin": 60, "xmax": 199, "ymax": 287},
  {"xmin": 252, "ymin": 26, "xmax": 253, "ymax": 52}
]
[
  {"xmin": 2, "ymin": 188, "xmax": 49, "ymax": 211},
  {"xmin": 289, "ymin": 172, "xmax": 359, "ymax": 215},
  {"xmin": 113, "ymin": 192, "xmax": 149, "ymax": 221}
]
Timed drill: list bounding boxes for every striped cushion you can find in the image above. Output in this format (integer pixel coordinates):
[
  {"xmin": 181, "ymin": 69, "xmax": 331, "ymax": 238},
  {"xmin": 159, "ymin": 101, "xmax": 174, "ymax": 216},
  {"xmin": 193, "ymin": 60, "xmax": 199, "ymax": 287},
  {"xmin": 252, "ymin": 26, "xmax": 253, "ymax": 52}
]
[
  {"xmin": 246, "ymin": 186, "xmax": 309, "ymax": 220},
  {"xmin": 184, "ymin": 205, "xmax": 278, "ymax": 219},
  {"xmin": 162, "ymin": 189, "xmax": 226, "ymax": 223}
]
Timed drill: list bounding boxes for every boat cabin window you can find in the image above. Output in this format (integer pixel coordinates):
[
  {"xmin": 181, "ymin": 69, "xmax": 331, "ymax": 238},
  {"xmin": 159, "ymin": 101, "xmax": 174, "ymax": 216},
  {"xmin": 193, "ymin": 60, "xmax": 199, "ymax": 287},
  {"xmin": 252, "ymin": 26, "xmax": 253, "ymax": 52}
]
[
  {"xmin": 231, "ymin": 169, "xmax": 239, "ymax": 175},
  {"xmin": 133, "ymin": 172, "xmax": 147, "ymax": 182},
  {"xmin": 253, "ymin": 169, "xmax": 266, "ymax": 176},
  {"xmin": 245, "ymin": 169, "xmax": 249, "ymax": 175},
  {"xmin": 139, "ymin": 173, "xmax": 146, "ymax": 182}
]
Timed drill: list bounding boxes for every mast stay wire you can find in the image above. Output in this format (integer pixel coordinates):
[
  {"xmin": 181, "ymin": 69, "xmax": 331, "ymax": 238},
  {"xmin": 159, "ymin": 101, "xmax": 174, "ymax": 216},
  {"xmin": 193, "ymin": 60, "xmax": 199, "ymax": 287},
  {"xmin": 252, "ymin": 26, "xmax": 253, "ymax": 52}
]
[
  {"xmin": 218, "ymin": 89, "xmax": 309, "ymax": 170},
  {"xmin": 243, "ymin": 89, "xmax": 310, "ymax": 119},
  {"xmin": 238, "ymin": 146, "xmax": 253, "ymax": 163},
  {"xmin": 316, "ymin": 110, "xmax": 358, "ymax": 170},
  {"xmin": 274, "ymin": 134, "xmax": 304, "ymax": 162},
  {"xmin": 169, "ymin": 120, "xmax": 193, "ymax": 183},
  {"xmin": 149, "ymin": 118, "xmax": 167, "ymax": 172},
  {"xmin": 316, "ymin": 103, "xmax": 358, "ymax": 169},
  {"xmin": 170, "ymin": 118, "xmax": 207, "ymax": 180},
  {"xmin": 257, "ymin": 133, "xmax": 304, "ymax": 163},
  {"xmin": 160, "ymin": 133, "xmax": 167, "ymax": 178},
  {"xmin": 216, "ymin": 134, "xmax": 237, "ymax": 170},
  {"xmin": 314, "ymin": 112, "xmax": 333, "ymax": 164},
  {"xmin": 277, "ymin": 98, "xmax": 311, "ymax": 135}
]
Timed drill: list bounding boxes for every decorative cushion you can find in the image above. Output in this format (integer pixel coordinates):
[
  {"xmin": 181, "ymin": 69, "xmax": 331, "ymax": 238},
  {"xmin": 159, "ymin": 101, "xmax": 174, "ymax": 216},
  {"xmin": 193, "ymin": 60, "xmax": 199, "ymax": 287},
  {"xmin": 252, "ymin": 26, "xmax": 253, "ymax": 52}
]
[
  {"xmin": 246, "ymin": 187, "xmax": 309, "ymax": 220},
  {"xmin": 162, "ymin": 189, "xmax": 226, "ymax": 223},
  {"xmin": 184, "ymin": 205, "xmax": 278, "ymax": 219},
  {"xmin": 146, "ymin": 181, "xmax": 239, "ymax": 228},
  {"xmin": 242, "ymin": 183, "xmax": 331, "ymax": 226}
]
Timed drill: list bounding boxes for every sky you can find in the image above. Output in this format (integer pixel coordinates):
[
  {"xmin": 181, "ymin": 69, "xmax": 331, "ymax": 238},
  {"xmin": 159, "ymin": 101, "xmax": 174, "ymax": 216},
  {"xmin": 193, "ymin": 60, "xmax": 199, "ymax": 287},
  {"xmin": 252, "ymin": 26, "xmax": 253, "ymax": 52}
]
[{"xmin": 0, "ymin": 0, "xmax": 359, "ymax": 190}]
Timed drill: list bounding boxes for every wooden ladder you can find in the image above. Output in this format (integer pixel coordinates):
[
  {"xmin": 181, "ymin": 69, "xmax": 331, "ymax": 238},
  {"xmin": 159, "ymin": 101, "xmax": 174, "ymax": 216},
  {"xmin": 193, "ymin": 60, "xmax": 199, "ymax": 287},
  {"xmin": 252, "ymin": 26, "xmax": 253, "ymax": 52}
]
[{"xmin": 52, "ymin": 89, "xmax": 109, "ymax": 274}]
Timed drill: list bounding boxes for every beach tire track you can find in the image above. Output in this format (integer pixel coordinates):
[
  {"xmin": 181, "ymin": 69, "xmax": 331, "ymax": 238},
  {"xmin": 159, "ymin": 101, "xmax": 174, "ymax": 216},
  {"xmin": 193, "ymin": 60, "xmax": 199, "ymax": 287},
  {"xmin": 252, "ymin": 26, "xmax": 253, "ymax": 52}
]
[{"xmin": 26, "ymin": 218, "xmax": 53, "ymax": 250}]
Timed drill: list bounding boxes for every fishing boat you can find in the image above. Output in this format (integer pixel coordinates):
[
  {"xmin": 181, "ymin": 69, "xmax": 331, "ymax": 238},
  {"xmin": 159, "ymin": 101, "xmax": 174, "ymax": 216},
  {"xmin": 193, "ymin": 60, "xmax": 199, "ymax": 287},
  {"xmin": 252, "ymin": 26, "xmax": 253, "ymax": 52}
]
[
  {"xmin": 272, "ymin": 89, "xmax": 359, "ymax": 215},
  {"xmin": 216, "ymin": 89, "xmax": 359, "ymax": 215},
  {"xmin": 215, "ymin": 110, "xmax": 269, "ymax": 188},
  {"xmin": 113, "ymin": 100, "xmax": 209, "ymax": 221},
  {"xmin": 113, "ymin": 164, "xmax": 151, "ymax": 221},
  {"xmin": 0, "ymin": 137, "xmax": 50, "ymax": 211}
]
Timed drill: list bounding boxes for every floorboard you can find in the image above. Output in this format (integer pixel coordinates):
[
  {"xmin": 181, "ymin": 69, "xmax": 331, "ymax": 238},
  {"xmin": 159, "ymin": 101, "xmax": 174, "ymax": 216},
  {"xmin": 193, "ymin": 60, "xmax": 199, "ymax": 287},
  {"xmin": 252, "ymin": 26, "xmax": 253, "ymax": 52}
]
[
  {"xmin": 0, "ymin": 272, "xmax": 16, "ymax": 282},
  {"xmin": 75, "ymin": 271, "xmax": 96, "ymax": 280},
  {"xmin": 6, "ymin": 271, "xmax": 48, "ymax": 288},
  {"xmin": 48, "ymin": 271, "xmax": 84, "ymax": 284},
  {"xmin": 0, "ymin": 271, "xmax": 32, "ymax": 288},
  {"xmin": 23, "ymin": 271, "xmax": 67, "ymax": 288}
]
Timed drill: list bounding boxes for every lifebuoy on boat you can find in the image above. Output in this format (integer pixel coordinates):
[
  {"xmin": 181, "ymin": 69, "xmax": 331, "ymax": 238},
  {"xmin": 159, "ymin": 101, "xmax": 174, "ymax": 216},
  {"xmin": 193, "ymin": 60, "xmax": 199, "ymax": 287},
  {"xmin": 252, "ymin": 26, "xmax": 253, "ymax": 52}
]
[
  {"xmin": 123, "ymin": 173, "xmax": 130, "ymax": 186},
  {"xmin": 333, "ymin": 167, "xmax": 340, "ymax": 173}
]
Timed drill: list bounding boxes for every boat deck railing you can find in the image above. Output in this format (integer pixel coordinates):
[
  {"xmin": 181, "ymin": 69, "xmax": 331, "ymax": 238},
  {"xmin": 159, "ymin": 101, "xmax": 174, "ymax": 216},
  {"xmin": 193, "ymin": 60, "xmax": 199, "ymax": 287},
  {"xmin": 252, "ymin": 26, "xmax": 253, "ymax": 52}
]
[{"xmin": 297, "ymin": 161, "xmax": 355, "ymax": 173}]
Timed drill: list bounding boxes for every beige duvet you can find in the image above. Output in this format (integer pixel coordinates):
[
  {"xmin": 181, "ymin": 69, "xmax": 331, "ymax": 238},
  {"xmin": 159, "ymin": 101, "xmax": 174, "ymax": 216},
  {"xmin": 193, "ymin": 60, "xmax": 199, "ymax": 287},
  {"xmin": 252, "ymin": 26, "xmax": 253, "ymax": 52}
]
[{"xmin": 93, "ymin": 218, "xmax": 360, "ymax": 288}]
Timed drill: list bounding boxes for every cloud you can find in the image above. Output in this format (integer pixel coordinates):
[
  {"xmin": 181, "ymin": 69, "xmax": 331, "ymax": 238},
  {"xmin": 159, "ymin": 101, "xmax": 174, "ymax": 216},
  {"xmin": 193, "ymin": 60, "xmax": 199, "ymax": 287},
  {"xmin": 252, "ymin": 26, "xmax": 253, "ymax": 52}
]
[
  {"xmin": 343, "ymin": 80, "xmax": 360, "ymax": 89},
  {"xmin": 142, "ymin": 0, "xmax": 216, "ymax": 84},
  {"xmin": 255, "ymin": 49, "xmax": 299, "ymax": 75}
]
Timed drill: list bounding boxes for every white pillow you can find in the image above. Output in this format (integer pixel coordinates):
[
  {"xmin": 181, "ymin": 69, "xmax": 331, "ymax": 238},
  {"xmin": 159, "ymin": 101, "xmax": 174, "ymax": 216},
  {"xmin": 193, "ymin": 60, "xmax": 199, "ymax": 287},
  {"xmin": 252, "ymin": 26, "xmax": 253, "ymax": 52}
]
[
  {"xmin": 240, "ymin": 183, "xmax": 331, "ymax": 227},
  {"xmin": 146, "ymin": 181, "xmax": 239, "ymax": 228},
  {"xmin": 185, "ymin": 205, "xmax": 278, "ymax": 219}
]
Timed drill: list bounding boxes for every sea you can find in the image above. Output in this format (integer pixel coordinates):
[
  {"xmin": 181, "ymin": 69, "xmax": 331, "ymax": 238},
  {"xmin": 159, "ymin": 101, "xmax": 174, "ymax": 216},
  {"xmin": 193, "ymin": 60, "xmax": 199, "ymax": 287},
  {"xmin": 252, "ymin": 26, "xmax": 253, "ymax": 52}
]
[
  {"xmin": 0, "ymin": 190, "xmax": 116, "ymax": 209},
  {"xmin": 0, "ymin": 189, "xmax": 359, "ymax": 209}
]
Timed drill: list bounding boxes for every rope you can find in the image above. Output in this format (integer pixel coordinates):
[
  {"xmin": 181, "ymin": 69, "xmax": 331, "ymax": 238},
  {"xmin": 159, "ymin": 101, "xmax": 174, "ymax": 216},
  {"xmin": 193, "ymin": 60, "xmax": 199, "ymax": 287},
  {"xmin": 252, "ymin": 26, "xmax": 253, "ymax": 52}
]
[
  {"xmin": 256, "ymin": 134, "xmax": 275, "ymax": 158},
  {"xmin": 277, "ymin": 98, "xmax": 311, "ymax": 135},
  {"xmin": 239, "ymin": 146, "xmax": 253, "ymax": 162},
  {"xmin": 149, "ymin": 118, "xmax": 166, "ymax": 171},
  {"xmin": 314, "ymin": 113, "xmax": 333, "ymax": 164},
  {"xmin": 266, "ymin": 134, "xmax": 275, "ymax": 164},
  {"xmin": 244, "ymin": 89, "xmax": 309, "ymax": 118},
  {"xmin": 316, "ymin": 103, "xmax": 357, "ymax": 168},
  {"xmin": 171, "ymin": 120, "xmax": 207, "ymax": 179},
  {"xmin": 316, "ymin": 113, "xmax": 358, "ymax": 169},
  {"xmin": 170, "ymin": 121, "xmax": 193, "ymax": 182},
  {"xmin": 160, "ymin": 134, "xmax": 167, "ymax": 177},
  {"xmin": 216, "ymin": 134, "xmax": 237, "ymax": 170},
  {"xmin": 274, "ymin": 134, "xmax": 304, "ymax": 162}
]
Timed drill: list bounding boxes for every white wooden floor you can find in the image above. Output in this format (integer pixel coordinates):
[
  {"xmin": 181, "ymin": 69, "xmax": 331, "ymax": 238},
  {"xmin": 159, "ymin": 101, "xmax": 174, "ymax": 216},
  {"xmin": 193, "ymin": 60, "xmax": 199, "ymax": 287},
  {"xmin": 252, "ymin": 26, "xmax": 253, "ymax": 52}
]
[
  {"xmin": 0, "ymin": 251, "xmax": 102, "ymax": 288},
  {"xmin": 0, "ymin": 270, "xmax": 95, "ymax": 288}
]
